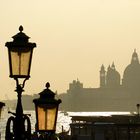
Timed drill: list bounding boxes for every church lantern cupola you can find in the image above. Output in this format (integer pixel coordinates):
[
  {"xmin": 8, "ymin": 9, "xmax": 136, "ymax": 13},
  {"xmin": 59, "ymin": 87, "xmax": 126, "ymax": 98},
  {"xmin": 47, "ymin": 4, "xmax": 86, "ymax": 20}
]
[{"xmin": 131, "ymin": 49, "xmax": 139, "ymax": 64}]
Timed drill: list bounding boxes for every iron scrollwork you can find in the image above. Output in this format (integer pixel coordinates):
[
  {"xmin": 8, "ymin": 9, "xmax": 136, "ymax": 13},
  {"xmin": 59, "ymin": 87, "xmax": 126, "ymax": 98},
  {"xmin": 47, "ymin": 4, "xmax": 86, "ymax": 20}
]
[{"xmin": 5, "ymin": 111, "xmax": 31, "ymax": 140}]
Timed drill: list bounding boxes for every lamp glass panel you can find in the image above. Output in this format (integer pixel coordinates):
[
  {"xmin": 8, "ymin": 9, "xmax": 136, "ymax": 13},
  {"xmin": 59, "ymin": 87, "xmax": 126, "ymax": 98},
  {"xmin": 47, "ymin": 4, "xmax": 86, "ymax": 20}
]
[
  {"xmin": 37, "ymin": 106, "xmax": 57, "ymax": 131},
  {"xmin": 46, "ymin": 107, "xmax": 57, "ymax": 130},
  {"xmin": 37, "ymin": 106, "xmax": 45, "ymax": 130},
  {"xmin": 9, "ymin": 47, "xmax": 32, "ymax": 77}
]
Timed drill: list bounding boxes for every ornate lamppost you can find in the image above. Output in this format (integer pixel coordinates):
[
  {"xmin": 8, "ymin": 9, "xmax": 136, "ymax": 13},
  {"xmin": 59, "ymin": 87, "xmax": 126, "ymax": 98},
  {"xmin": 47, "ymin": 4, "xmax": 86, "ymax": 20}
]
[
  {"xmin": 5, "ymin": 26, "xmax": 36, "ymax": 140},
  {"xmin": 33, "ymin": 82, "xmax": 61, "ymax": 139}
]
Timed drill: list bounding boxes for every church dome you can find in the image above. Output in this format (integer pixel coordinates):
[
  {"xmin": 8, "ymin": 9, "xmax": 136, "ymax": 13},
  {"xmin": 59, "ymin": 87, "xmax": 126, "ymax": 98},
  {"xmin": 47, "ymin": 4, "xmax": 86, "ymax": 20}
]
[
  {"xmin": 107, "ymin": 67, "xmax": 120, "ymax": 80},
  {"xmin": 123, "ymin": 50, "xmax": 140, "ymax": 89},
  {"xmin": 123, "ymin": 63, "xmax": 140, "ymax": 79},
  {"xmin": 106, "ymin": 63, "xmax": 120, "ymax": 88}
]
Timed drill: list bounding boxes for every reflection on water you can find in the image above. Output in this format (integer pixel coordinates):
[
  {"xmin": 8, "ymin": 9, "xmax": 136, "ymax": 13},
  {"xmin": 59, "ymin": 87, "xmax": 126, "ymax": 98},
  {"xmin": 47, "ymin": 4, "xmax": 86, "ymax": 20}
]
[{"xmin": 0, "ymin": 110, "xmax": 71, "ymax": 140}]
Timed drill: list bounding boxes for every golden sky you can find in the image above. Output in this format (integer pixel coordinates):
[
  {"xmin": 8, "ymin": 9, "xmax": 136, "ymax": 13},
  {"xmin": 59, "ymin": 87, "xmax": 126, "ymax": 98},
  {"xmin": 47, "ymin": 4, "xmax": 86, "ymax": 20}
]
[{"xmin": 0, "ymin": 0, "xmax": 140, "ymax": 99}]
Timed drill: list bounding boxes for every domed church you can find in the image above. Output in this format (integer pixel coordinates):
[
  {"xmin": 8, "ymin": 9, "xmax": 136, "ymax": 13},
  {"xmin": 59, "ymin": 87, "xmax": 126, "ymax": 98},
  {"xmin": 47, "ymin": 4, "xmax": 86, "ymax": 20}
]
[
  {"xmin": 100, "ymin": 49, "xmax": 140, "ymax": 90},
  {"xmin": 58, "ymin": 50, "xmax": 140, "ymax": 112}
]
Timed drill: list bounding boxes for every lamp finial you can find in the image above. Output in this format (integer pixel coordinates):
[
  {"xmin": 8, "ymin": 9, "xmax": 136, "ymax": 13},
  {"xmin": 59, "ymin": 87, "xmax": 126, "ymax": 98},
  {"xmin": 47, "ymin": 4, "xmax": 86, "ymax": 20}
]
[
  {"xmin": 46, "ymin": 82, "xmax": 50, "ymax": 89},
  {"xmin": 19, "ymin": 25, "xmax": 23, "ymax": 32}
]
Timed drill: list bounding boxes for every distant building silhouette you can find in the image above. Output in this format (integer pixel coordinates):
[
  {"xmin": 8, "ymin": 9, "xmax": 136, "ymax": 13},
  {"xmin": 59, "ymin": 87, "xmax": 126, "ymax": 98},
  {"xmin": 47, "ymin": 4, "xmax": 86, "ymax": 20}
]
[
  {"xmin": 58, "ymin": 50, "xmax": 140, "ymax": 112},
  {"xmin": 5, "ymin": 50, "xmax": 140, "ymax": 112}
]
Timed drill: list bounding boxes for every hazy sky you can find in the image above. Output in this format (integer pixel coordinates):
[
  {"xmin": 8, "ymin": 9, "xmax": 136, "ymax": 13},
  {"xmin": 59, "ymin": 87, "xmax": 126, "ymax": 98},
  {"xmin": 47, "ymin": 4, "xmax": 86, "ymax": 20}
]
[{"xmin": 0, "ymin": 0, "xmax": 140, "ymax": 99}]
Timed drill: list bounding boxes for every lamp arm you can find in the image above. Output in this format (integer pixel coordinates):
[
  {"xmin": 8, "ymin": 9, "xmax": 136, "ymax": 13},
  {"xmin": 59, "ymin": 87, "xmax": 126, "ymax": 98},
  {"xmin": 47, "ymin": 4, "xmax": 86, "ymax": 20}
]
[
  {"xmin": 8, "ymin": 111, "xmax": 16, "ymax": 116},
  {"xmin": 22, "ymin": 77, "xmax": 29, "ymax": 89}
]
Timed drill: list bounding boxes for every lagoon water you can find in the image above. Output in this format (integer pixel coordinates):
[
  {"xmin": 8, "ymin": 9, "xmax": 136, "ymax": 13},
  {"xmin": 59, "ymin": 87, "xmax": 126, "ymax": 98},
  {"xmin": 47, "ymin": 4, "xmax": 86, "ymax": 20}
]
[
  {"xmin": 0, "ymin": 110, "xmax": 131, "ymax": 140},
  {"xmin": 0, "ymin": 110, "xmax": 71, "ymax": 140}
]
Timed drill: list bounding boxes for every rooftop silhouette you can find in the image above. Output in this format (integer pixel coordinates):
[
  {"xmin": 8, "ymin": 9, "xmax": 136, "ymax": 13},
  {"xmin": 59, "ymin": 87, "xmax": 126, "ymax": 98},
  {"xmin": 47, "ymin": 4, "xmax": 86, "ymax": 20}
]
[{"xmin": 58, "ymin": 50, "xmax": 140, "ymax": 112}]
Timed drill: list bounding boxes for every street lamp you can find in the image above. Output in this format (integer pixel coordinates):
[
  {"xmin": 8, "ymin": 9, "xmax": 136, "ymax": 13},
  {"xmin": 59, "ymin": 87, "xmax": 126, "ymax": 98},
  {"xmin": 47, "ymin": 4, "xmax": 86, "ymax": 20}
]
[
  {"xmin": 33, "ymin": 82, "xmax": 61, "ymax": 139},
  {"xmin": 5, "ymin": 26, "xmax": 36, "ymax": 140}
]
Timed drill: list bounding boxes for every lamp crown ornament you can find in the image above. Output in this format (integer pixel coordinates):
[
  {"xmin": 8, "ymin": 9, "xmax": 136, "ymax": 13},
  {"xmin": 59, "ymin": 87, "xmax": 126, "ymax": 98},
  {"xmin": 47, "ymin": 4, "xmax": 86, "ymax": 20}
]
[
  {"xmin": 19, "ymin": 25, "xmax": 23, "ymax": 32},
  {"xmin": 46, "ymin": 82, "xmax": 50, "ymax": 89},
  {"xmin": 12, "ymin": 25, "xmax": 30, "ymax": 43},
  {"xmin": 34, "ymin": 82, "xmax": 62, "ymax": 104},
  {"xmin": 39, "ymin": 82, "xmax": 56, "ymax": 99}
]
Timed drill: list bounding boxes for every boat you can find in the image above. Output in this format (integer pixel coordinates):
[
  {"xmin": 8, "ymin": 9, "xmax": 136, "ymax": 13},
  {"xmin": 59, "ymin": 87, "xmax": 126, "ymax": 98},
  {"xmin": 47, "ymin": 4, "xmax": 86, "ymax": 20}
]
[
  {"xmin": 70, "ymin": 114, "xmax": 140, "ymax": 140},
  {"xmin": 60, "ymin": 111, "xmax": 69, "ymax": 116}
]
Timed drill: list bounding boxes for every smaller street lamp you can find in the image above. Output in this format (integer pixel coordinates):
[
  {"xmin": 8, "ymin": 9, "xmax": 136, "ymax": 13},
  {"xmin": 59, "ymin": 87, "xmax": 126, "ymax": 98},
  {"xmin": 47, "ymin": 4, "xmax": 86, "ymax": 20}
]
[{"xmin": 33, "ymin": 82, "xmax": 61, "ymax": 138}]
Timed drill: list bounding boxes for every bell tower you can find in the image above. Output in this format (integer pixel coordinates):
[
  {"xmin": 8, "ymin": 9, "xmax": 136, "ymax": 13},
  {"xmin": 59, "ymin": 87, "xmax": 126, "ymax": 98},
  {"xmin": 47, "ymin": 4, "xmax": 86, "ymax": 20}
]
[{"xmin": 100, "ymin": 64, "xmax": 106, "ymax": 87}]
